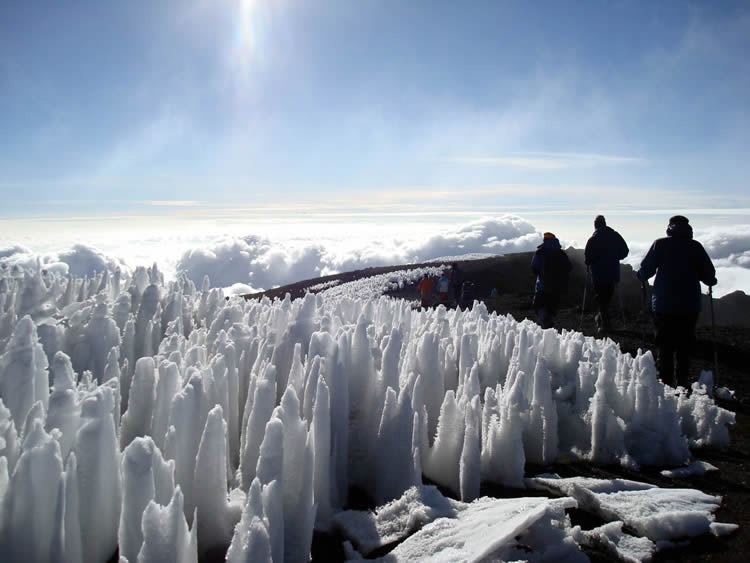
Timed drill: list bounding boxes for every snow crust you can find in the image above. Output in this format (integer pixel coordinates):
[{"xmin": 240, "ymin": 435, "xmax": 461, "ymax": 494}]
[
  {"xmin": 319, "ymin": 266, "xmax": 444, "ymax": 301},
  {"xmin": 660, "ymin": 460, "xmax": 718, "ymax": 478},
  {"xmin": 426, "ymin": 252, "xmax": 498, "ymax": 263},
  {"xmin": 572, "ymin": 521, "xmax": 656, "ymax": 563},
  {"xmin": 305, "ymin": 279, "xmax": 341, "ymax": 292},
  {"xmin": 373, "ymin": 495, "xmax": 583, "ymax": 562},
  {"xmin": 334, "ymin": 485, "xmax": 462, "ymax": 554},
  {"xmin": 0, "ymin": 264, "xmax": 738, "ymax": 561},
  {"xmin": 530, "ymin": 475, "xmax": 730, "ymax": 542}
]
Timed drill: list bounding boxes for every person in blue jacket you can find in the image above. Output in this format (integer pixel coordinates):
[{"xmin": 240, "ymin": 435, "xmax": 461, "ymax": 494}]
[
  {"xmin": 585, "ymin": 215, "xmax": 629, "ymax": 334},
  {"xmin": 532, "ymin": 232, "xmax": 572, "ymax": 329},
  {"xmin": 637, "ymin": 215, "xmax": 717, "ymax": 388}
]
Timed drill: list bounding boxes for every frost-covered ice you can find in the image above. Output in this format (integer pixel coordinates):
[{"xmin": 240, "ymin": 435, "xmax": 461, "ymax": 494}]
[
  {"xmin": 373, "ymin": 495, "xmax": 584, "ymax": 562},
  {"xmin": 334, "ymin": 485, "xmax": 462, "ymax": 554},
  {"xmin": 694, "ymin": 372, "xmax": 736, "ymax": 402},
  {"xmin": 0, "ymin": 264, "xmax": 738, "ymax": 561},
  {"xmin": 336, "ymin": 485, "xmax": 586, "ymax": 562},
  {"xmin": 305, "ymin": 279, "xmax": 341, "ymax": 292},
  {"xmin": 530, "ymin": 475, "xmax": 733, "ymax": 542},
  {"xmin": 589, "ymin": 488, "xmax": 725, "ymax": 541},
  {"xmin": 529, "ymin": 475, "xmax": 657, "ymax": 497},
  {"xmin": 572, "ymin": 522, "xmax": 656, "ymax": 563},
  {"xmin": 715, "ymin": 386, "xmax": 736, "ymax": 401},
  {"xmin": 319, "ymin": 266, "xmax": 444, "ymax": 301},
  {"xmin": 426, "ymin": 252, "xmax": 497, "ymax": 263},
  {"xmin": 660, "ymin": 460, "xmax": 719, "ymax": 478}
]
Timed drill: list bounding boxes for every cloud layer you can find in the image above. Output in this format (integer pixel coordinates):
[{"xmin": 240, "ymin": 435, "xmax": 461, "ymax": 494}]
[
  {"xmin": 3, "ymin": 216, "xmax": 750, "ymax": 298},
  {"xmin": 0, "ymin": 243, "xmax": 127, "ymax": 278},
  {"xmin": 175, "ymin": 216, "xmax": 542, "ymax": 290},
  {"xmin": 697, "ymin": 225, "xmax": 750, "ymax": 270}
]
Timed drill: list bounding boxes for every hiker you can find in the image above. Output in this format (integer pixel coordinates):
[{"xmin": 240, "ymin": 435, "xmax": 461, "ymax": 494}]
[
  {"xmin": 489, "ymin": 287, "xmax": 499, "ymax": 309},
  {"xmin": 450, "ymin": 263, "xmax": 463, "ymax": 302},
  {"xmin": 531, "ymin": 232, "xmax": 572, "ymax": 329},
  {"xmin": 459, "ymin": 281, "xmax": 475, "ymax": 310},
  {"xmin": 417, "ymin": 273, "xmax": 434, "ymax": 308},
  {"xmin": 584, "ymin": 215, "xmax": 629, "ymax": 334},
  {"xmin": 437, "ymin": 272, "xmax": 451, "ymax": 304},
  {"xmin": 636, "ymin": 215, "xmax": 717, "ymax": 389}
]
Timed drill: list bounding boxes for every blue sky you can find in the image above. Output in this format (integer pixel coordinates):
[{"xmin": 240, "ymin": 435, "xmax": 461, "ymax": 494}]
[{"xmin": 1, "ymin": 0, "xmax": 749, "ymax": 214}]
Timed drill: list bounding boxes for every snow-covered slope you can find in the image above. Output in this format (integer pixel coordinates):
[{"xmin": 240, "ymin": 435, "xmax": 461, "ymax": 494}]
[{"xmin": 0, "ymin": 265, "xmax": 736, "ymax": 561}]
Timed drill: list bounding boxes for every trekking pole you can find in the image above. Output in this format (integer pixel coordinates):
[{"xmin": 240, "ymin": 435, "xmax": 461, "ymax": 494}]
[
  {"xmin": 709, "ymin": 285, "xmax": 720, "ymax": 386},
  {"xmin": 578, "ymin": 267, "xmax": 589, "ymax": 332},
  {"xmin": 617, "ymin": 283, "xmax": 626, "ymax": 325}
]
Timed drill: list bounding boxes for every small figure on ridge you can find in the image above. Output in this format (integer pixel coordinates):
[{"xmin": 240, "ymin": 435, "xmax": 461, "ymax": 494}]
[{"xmin": 417, "ymin": 273, "xmax": 434, "ymax": 309}]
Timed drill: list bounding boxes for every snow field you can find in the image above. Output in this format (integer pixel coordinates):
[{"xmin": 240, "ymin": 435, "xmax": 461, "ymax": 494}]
[{"xmin": 0, "ymin": 265, "xmax": 737, "ymax": 561}]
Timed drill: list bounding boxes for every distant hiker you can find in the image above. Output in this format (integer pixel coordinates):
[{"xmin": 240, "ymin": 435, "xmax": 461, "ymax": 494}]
[
  {"xmin": 450, "ymin": 263, "xmax": 463, "ymax": 302},
  {"xmin": 489, "ymin": 287, "xmax": 500, "ymax": 312},
  {"xmin": 637, "ymin": 215, "xmax": 717, "ymax": 389},
  {"xmin": 459, "ymin": 281, "xmax": 475, "ymax": 310},
  {"xmin": 532, "ymin": 232, "xmax": 572, "ymax": 329},
  {"xmin": 437, "ymin": 272, "xmax": 451, "ymax": 303},
  {"xmin": 584, "ymin": 215, "xmax": 629, "ymax": 334},
  {"xmin": 418, "ymin": 274, "xmax": 435, "ymax": 308}
]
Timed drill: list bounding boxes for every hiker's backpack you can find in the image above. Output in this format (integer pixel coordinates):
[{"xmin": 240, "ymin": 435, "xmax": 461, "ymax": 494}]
[{"xmin": 541, "ymin": 250, "xmax": 571, "ymax": 294}]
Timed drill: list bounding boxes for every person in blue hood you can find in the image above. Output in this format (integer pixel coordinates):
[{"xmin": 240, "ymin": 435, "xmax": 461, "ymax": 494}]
[
  {"xmin": 532, "ymin": 232, "xmax": 572, "ymax": 329},
  {"xmin": 637, "ymin": 215, "xmax": 717, "ymax": 388},
  {"xmin": 585, "ymin": 215, "xmax": 629, "ymax": 334}
]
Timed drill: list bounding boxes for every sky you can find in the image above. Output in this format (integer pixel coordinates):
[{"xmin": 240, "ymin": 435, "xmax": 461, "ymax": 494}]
[{"xmin": 1, "ymin": 0, "xmax": 749, "ymax": 293}]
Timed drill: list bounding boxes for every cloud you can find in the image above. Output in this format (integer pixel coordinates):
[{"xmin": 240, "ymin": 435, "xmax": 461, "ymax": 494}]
[
  {"xmin": 5, "ymin": 216, "xmax": 749, "ymax": 298},
  {"xmin": 175, "ymin": 215, "xmax": 543, "ymax": 290},
  {"xmin": 175, "ymin": 236, "xmax": 328, "ymax": 290},
  {"xmin": 56, "ymin": 245, "xmax": 128, "ymax": 278},
  {"xmin": 0, "ymin": 245, "xmax": 31, "ymax": 260},
  {"xmin": 696, "ymin": 225, "xmax": 750, "ymax": 269},
  {"xmin": 445, "ymin": 152, "xmax": 646, "ymax": 170},
  {"xmin": 400, "ymin": 215, "xmax": 541, "ymax": 261},
  {"xmin": 0, "ymin": 244, "xmax": 127, "ymax": 278}
]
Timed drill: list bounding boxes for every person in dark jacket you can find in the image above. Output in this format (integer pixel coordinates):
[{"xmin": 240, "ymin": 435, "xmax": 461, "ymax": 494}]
[
  {"xmin": 450, "ymin": 263, "xmax": 463, "ymax": 303},
  {"xmin": 637, "ymin": 215, "xmax": 717, "ymax": 388},
  {"xmin": 532, "ymin": 232, "xmax": 572, "ymax": 329},
  {"xmin": 584, "ymin": 215, "xmax": 629, "ymax": 334}
]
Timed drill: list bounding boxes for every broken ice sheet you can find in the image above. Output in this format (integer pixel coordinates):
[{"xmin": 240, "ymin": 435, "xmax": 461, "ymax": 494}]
[
  {"xmin": 660, "ymin": 460, "xmax": 718, "ymax": 479},
  {"xmin": 334, "ymin": 485, "xmax": 463, "ymax": 555},
  {"xmin": 372, "ymin": 496, "xmax": 583, "ymax": 562},
  {"xmin": 336, "ymin": 485, "xmax": 587, "ymax": 562},
  {"xmin": 529, "ymin": 476, "xmax": 732, "ymax": 542},
  {"xmin": 528, "ymin": 475, "xmax": 657, "ymax": 497},
  {"xmin": 572, "ymin": 521, "xmax": 656, "ymax": 563}
]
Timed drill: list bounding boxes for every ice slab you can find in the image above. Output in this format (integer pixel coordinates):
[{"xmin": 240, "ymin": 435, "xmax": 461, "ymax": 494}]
[
  {"xmin": 528, "ymin": 475, "xmax": 657, "ymax": 497},
  {"xmin": 572, "ymin": 521, "xmax": 656, "ymax": 563},
  {"xmin": 334, "ymin": 485, "xmax": 462, "ymax": 554},
  {"xmin": 530, "ymin": 476, "xmax": 726, "ymax": 542},
  {"xmin": 373, "ymin": 496, "xmax": 582, "ymax": 562},
  {"xmin": 660, "ymin": 460, "xmax": 718, "ymax": 478}
]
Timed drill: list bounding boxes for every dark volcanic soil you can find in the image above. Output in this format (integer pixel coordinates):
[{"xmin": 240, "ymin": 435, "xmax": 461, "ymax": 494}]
[{"xmin": 242, "ymin": 252, "xmax": 750, "ymax": 562}]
